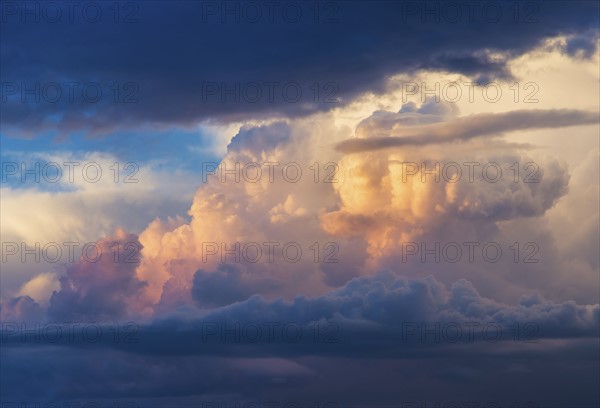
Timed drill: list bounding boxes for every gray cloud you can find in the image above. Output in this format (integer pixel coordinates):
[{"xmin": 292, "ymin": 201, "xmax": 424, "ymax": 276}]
[
  {"xmin": 47, "ymin": 232, "xmax": 147, "ymax": 321},
  {"xmin": 336, "ymin": 108, "xmax": 599, "ymax": 153},
  {"xmin": 2, "ymin": 271, "xmax": 598, "ymax": 404}
]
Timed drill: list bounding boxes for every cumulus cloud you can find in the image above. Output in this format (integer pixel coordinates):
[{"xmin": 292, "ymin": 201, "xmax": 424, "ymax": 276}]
[
  {"xmin": 47, "ymin": 229, "xmax": 147, "ymax": 321},
  {"xmin": 0, "ymin": 295, "xmax": 45, "ymax": 323},
  {"xmin": 0, "ymin": 149, "xmax": 200, "ymax": 303},
  {"xmin": 4, "ymin": 272, "xmax": 598, "ymax": 352},
  {"xmin": 134, "ymin": 119, "xmax": 348, "ymax": 311},
  {"xmin": 322, "ymin": 104, "xmax": 572, "ymax": 270},
  {"xmin": 4, "ymin": 97, "xmax": 590, "ymax": 318},
  {"xmin": 98, "ymin": 99, "xmax": 587, "ymax": 313},
  {"xmin": 16, "ymin": 272, "xmax": 60, "ymax": 305},
  {"xmin": 192, "ymin": 263, "xmax": 281, "ymax": 308}
]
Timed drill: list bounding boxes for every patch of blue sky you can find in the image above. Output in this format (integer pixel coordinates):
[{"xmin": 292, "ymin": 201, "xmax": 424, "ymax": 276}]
[{"xmin": 1, "ymin": 126, "xmax": 225, "ymax": 192}]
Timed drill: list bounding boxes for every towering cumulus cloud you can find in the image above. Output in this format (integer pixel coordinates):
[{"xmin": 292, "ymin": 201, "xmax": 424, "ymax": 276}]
[
  {"xmin": 4, "ymin": 102, "xmax": 595, "ymax": 316},
  {"xmin": 6, "ymin": 100, "xmax": 586, "ymax": 323}
]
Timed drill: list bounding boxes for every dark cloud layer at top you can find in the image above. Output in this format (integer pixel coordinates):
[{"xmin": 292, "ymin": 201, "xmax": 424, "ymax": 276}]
[{"xmin": 1, "ymin": 0, "xmax": 599, "ymax": 136}]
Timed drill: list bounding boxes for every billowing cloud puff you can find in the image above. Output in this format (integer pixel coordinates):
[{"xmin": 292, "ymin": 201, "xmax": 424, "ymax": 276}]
[
  {"xmin": 4, "ymin": 272, "xmax": 598, "ymax": 353},
  {"xmin": 188, "ymin": 271, "xmax": 598, "ymax": 348},
  {"xmin": 16, "ymin": 271, "xmax": 60, "ymax": 305},
  {"xmin": 322, "ymin": 102, "xmax": 572, "ymax": 266},
  {"xmin": 192, "ymin": 263, "xmax": 281, "ymax": 308},
  {"xmin": 134, "ymin": 119, "xmax": 350, "ymax": 310},
  {"xmin": 47, "ymin": 229, "xmax": 147, "ymax": 321},
  {"xmin": 0, "ymin": 295, "xmax": 45, "ymax": 323}
]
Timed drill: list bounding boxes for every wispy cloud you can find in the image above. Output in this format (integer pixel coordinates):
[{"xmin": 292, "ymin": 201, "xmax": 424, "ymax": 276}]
[{"xmin": 336, "ymin": 109, "xmax": 599, "ymax": 153}]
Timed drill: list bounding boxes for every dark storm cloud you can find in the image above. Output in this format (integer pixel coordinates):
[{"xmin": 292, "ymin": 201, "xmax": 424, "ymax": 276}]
[
  {"xmin": 1, "ymin": 272, "xmax": 599, "ymax": 404},
  {"xmin": 143, "ymin": 272, "xmax": 599, "ymax": 358},
  {"xmin": 3, "ymin": 271, "xmax": 598, "ymax": 355},
  {"xmin": 1, "ymin": 0, "xmax": 599, "ymax": 136}
]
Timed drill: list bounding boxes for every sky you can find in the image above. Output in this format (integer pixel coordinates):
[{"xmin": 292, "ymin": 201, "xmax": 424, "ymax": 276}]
[{"xmin": 0, "ymin": 1, "xmax": 599, "ymax": 407}]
